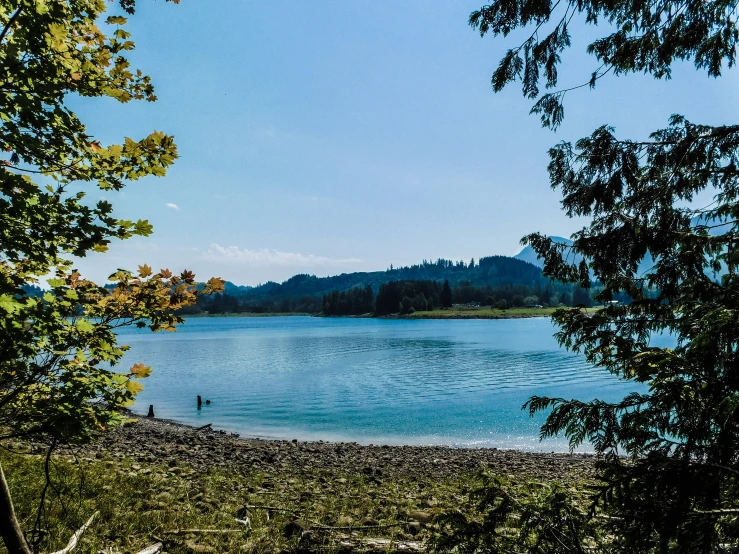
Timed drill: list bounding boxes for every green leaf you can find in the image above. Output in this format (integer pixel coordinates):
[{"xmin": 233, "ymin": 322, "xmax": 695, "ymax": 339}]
[
  {"xmin": 76, "ymin": 319, "xmax": 94, "ymax": 333},
  {"xmin": 0, "ymin": 295, "xmax": 20, "ymax": 314}
]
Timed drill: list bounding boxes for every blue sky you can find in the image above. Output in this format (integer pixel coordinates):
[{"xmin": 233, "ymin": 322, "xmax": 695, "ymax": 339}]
[{"xmin": 71, "ymin": 1, "xmax": 739, "ymax": 286}]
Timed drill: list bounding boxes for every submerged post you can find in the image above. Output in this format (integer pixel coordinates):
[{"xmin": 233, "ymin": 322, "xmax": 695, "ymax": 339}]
[
  {"xmin": 197, "ymin": 395, "xmax": 202, "ymax": 409},
  {"xmin": 147, "ymin": 404, "xmax": 155, "ymax": 418}
]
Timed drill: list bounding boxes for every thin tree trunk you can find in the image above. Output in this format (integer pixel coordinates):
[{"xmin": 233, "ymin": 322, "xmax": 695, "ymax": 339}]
[{"xmin": 0, "ymin": 462, "xmax": 32, "ymax": 554}]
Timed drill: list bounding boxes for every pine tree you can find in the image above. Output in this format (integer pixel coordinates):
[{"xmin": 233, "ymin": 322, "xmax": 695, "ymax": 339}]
[
  {"xmin": 464, "ymin": 1, "xmax": 739, "ymax": 551},
  {"xmin": 440, "ymin": 279, "xmax": 453, "ymax": 308}
]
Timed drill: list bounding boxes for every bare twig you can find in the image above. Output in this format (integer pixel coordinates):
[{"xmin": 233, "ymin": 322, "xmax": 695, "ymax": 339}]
[
  {"xmin": 694, "ymin": 508, "xmax": 739, "ymax": 515},
  {"xmin": 162, "ymin": 529, "xmax": 244, "ymax": 535},
  {"xmin": 0, "ymin": 6, "xmax": 23, "ymax": 45},
  {"xmin": 242, "ymin": 504, "xmax": 298, "ymax": 513}
]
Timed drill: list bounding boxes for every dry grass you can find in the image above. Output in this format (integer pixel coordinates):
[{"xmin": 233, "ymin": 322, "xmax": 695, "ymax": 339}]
[{"xmin": 2, "ymin": 447, "xmax": 475, "ymax": 553}]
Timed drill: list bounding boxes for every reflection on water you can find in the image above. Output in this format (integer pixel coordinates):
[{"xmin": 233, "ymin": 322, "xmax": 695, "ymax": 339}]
[{"xmin": 118, "ymin": 316, "xmax": 637, "ymax": 451}]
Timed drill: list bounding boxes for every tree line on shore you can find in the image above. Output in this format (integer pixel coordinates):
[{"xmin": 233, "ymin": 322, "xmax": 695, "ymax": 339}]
[{"xmin": 179, "ymin": 278, "xmax": 595, "ymax": 316}]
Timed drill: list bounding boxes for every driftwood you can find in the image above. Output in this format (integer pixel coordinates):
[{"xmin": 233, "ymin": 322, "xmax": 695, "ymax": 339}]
[
  {"xmin": 195, "ymin": 423, "xmax": 212, "ymax": 431},
  {"xmin": 49, "ymin": 512, "xmax": 98, "ymax": 554},
  {"xmin": 134, "ymin": 543, "xmax": 163, "ymax": 554},
  {"xmin": 312, "ymin": 521, "xmax": 411, "ymax": 532},
  {"xmin": 337, "ymin": 538, "xmax": 422, "ymax": 552},
  {"xmin": 235, "ymin": 517, "xmax": 251, "ymax": 529}
]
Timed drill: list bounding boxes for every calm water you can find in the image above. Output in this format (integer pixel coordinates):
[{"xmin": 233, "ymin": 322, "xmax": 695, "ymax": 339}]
[{"xmin": 119, "ymin": 316, "xmax": 638, "ymax": 451}]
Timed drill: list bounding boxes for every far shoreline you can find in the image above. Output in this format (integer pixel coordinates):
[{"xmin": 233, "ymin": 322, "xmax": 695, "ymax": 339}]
[{"xmin": 182, "ymin": 307, "xmax": 579, "ymax": 320}]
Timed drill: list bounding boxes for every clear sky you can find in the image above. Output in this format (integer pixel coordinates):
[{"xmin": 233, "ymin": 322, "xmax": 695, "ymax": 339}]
[{"xmin": 71, "ymin": 1, "xmax": 739, "ymax": 286}]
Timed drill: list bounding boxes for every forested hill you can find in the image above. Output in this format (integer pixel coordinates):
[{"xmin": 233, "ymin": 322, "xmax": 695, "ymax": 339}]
[
  {"xmin": 513, "ymin": 236, "xmax": 572, "ymax": 268},
  {"xmin": 228, "ymin": 256, "xmax": 543, "ymax": 303}
]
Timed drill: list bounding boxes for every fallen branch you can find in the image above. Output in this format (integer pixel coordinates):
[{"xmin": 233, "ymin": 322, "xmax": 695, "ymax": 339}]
[
  {"xmin": 312, "ymin": 521, "xmax": 411, "ymax": 532},
  {"xmin": 195, "ymin": 423, "xmax": 212, "ymax": 431},
  {"xmin": 242, "ymin": 504, "xmax": 298, "ymax": 513},
  {"xmin": 694, "ymin": 508, "xmax": 739, "ymax": 515},
  {"xmin": 50, "ymin": 511, "xmax": 98, "ymax": 554},
  {"xmin": 162, "ymin": 529, "xmax": 244, "ymax": 535}
]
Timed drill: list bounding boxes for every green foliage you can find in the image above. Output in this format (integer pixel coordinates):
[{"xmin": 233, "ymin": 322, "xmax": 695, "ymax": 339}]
[
  {"xmin": 400, "ymin": 296, "xmax": 414, "ymax": 315},
  {"xmin": 471, "ymin": 0, "xmax": 739, "ymax": 129},
  {"xmin": 224, "ymin": 255, "xmax": 549, "ymax": 309},
  {"xmin": 466, "ymin": 0, "xmax": 739, "ymax": 552},
  {"xmin": 196, "ymin": 274, "xmax": 576, "ymax": 316},
  {"xmin": 0, "ymin": 0, "xmax": 222, "ymax": 449},
  {"xmin": 440, "ymin": 279, "xmax": 453, "ymax": 308},
  {"xmin": 521, "ymin": 116, "xmax": 739, "ymax": 551},
  {"xmin": 0, "ymin": 4, "xmax": 227, "ymax": 549},
  {"xmin": 430, "ymin": 471, "xmax": 599, "ymax": 554},
  {"xmin": 322, "ymin": 285, "xmax": 373, "ymax": 316}
]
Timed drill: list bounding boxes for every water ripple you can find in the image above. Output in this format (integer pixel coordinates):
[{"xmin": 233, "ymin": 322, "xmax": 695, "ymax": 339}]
[{"xmin": 119, "ymin": 317, "xmax": 637, "ymax": 451}]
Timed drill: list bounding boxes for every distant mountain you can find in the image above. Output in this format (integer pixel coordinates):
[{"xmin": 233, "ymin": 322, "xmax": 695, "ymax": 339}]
[
  {"xmin": 513, "ymin": 236, "xmax": 573, "ymax": 268},
  {"xmin": 224, "ymin": 255, "xmax": 545, "ymax": 304},
  {"xmin": 223, "ymin": 281, "xmax": 253, "ymax": 295},
  {"xmin": 515, "ymin": 216, "xmax": 730, "ymax": 276}
]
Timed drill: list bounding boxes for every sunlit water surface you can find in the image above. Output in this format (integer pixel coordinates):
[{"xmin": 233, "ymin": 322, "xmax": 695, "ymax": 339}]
[{"xmin": 118, "ymin": 316, "xmax": 640, "ymax": 451}]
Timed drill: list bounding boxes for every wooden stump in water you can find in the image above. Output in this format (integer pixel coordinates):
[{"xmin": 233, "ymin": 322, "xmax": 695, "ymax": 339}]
[
  {"xmin": 197, "ymin": 395, "xmax": 202, "ymax": 409},
  {"xmin": 147, "ymin": 404, "xmax": 155, "ymax": 418}
]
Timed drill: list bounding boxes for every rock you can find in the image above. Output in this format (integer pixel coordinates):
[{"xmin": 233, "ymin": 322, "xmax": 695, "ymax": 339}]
[
  {"xmin": 406, "ymin": 521, "xmax": 422, "ymax": 535},
  {"xmin": 337, "ymin": 515, "xmax": 354, "ymax": 526},
  {"xmin": 410, "ymin": 511, "xmax": 433, "ymax": 524},
  {"xmin": 283, "ymin": 519, "xmax": 309, "ymax": 538}
]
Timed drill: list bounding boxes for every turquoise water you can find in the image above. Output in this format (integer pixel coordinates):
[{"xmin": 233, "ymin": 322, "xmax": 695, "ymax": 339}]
[{"xmin": 118, "ymin": 316, "xmax": 638, "ymax": 451}]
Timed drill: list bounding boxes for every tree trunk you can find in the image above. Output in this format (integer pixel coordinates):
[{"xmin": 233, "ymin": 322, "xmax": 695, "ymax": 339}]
[{"xmin": 0, "ymin": 462, "xmax": 32, "ymax": 554}]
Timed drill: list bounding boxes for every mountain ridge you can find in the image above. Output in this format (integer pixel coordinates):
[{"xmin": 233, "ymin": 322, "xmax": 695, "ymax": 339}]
[{"xmin": 221, "ymin": 255, "xmax": 545, "ymax": 303}]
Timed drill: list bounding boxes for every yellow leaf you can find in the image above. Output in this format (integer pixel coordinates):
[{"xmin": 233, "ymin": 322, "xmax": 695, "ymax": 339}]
[
  {"xmin": 126, "ymin": 380, "xmax": 144, "ymax": 394},
  {"xmin": 130, "ymin": 362, "xmax": 152, "ymax": 378},
  {"xmin": 138, "ymin": 264, "xmax": 152, "ymax": 278}
]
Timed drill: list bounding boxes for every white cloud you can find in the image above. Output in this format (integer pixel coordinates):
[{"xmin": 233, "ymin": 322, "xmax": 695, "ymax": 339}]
[
  {"xmin": 166, "ymin": 202, "xmax": 180, "ymax": 210},
  {"xmin": 203, "ymin": 244, "xmax": 362, "ymax": 267}
]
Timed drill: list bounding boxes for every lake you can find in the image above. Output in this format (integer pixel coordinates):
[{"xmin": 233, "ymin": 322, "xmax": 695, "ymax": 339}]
[{"xmin": 119, "ymin": 316, "xmax": 637, "ymax": 451}]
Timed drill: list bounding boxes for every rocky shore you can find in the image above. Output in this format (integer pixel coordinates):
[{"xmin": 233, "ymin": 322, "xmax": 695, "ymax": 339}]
[
  {"xmin": 87, "ymin": 415, "xmax": 595, "ymax": 485},
  {"xmin": 5, "ymin": 416, "xmax": 601, "ymax": 553}
]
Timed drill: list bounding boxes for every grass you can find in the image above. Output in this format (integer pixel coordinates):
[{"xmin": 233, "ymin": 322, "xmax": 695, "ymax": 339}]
[
  {"xmin": 409, "ymin": 306, "xmax": 563, "ymax": 319},
  {"xmin": 2, "ymin": 438, "xmax": 599, "ymax": 553},
  {"xmin": 1, "ymin": 447, "xmax": 475, "ymax": 553}
]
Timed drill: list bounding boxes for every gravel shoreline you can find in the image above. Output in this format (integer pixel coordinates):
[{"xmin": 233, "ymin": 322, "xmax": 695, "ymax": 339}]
[{"xmin": 88, "ymin": 414, "xmax": 597, "ymax": 484}]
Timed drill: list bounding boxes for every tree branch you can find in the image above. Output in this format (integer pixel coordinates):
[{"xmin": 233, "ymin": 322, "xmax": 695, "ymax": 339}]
[{"xmin": 0, "ymin": 6, "xmax": 23, "ymax": 46}]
